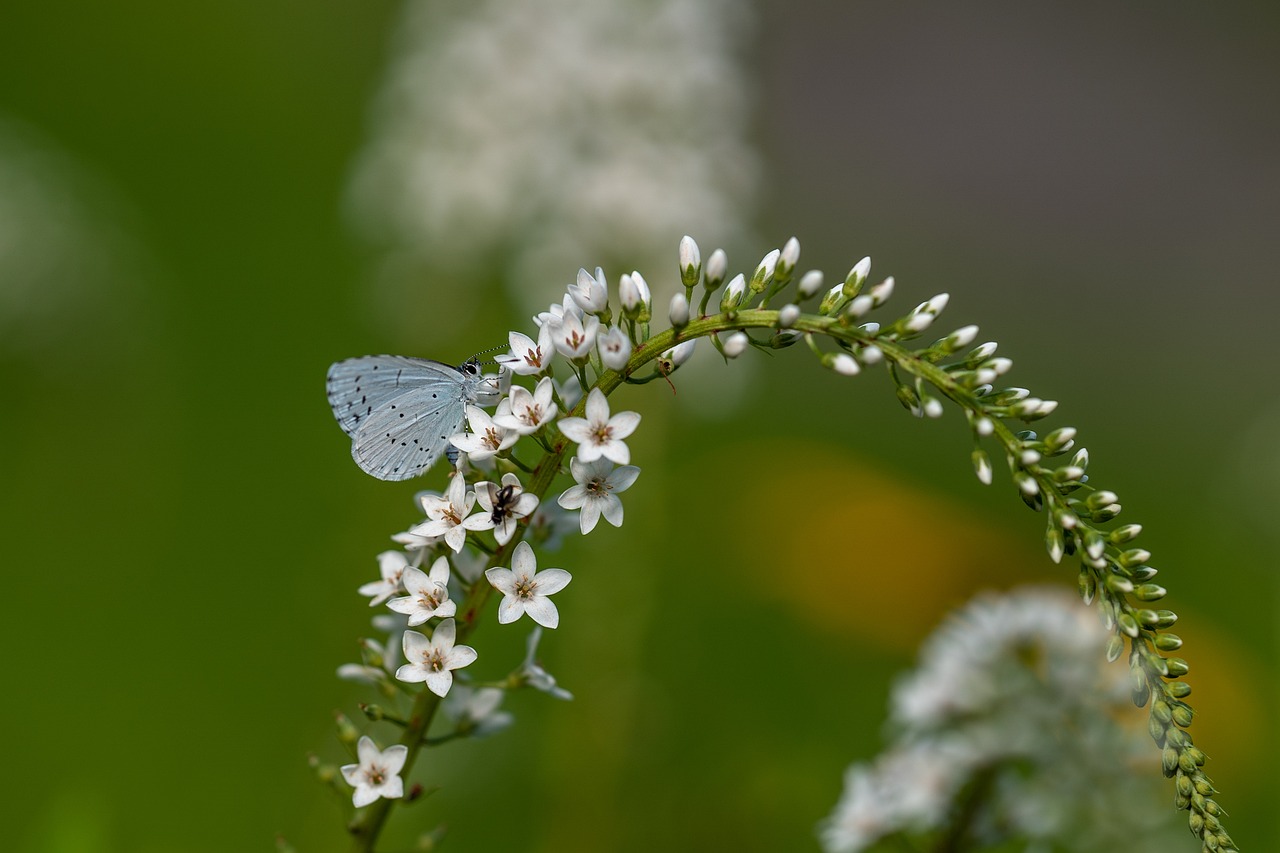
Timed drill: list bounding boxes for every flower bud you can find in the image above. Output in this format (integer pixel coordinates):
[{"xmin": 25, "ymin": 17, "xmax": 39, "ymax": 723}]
[
  {"xmin": 668, "ymin": 292, "xmax": 690, "ymax": 329},
  {"xmin": 662, "ymin": 339, "xmax": 696, "ymax": 368},
  {"xmin": 842, "ymin": 256, "xmax": 871, "ymax": 298},
  {"xmin": 797, "ymin": 269, "xmax": 825, "ymax": 299},
  {"xmin": 720, "ymin": 273, "xmax": 746, "ymax": 312},
  {"xmin": 777, "ymin": 303, "xmax": 801, "ymax": 328},
  {"xmin": 1077, "ymin": 567, "xmax": 1097, "ymax": 604},
  {"xmin": 704, "ymin": 248, "xmax": 727, "ymax": 291},
  {"xmin": 722, "ymin": 331, "xmax": 749, "ymax": 358},
  {"xmin": 678, "ymin": 235, "xmax": 701, "ymax": 288},
  {"xmin": 868, "ymin": 276, "xmax": 895, "ymax": 306},
  {"xmin": 972, "ymin": 448, "xmax": 993, "ymax": 485},
  {"xmin": 748, "ymin": 248, "xmax": 780, "ymax": 295},
  {"xmin": 824, "ymin": 352, "xmax": 860, "ymax": 376},
  {"xmin": 778, "ymin": 236, "xmax": 800, "ymax": 276}
]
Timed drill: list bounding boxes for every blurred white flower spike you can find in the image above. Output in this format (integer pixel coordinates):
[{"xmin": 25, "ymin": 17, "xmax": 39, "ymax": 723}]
[{"xmin": 326, "ymin": 355, "xmax": 501, "ymax": 481}]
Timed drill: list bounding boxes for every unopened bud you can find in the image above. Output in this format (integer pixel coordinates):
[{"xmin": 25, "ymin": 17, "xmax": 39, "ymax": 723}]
[
  {"xmin": 668, "ymin": 292, "xmax": 690, "ymax": 329},
  {"xmin": 678, "ymin": 235, "xmax": 701, "ymax": 288},
  {"xmin": 722, "ymin": 331, "xmax": 749, "ymax": 358},
  {"xmin": 704, "ymin": 248, "xmax": 728, "ymax": 291}
]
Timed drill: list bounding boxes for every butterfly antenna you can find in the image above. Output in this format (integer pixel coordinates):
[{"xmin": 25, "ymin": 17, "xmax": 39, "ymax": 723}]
[{"xmin": 471, "ymin": 344, "xmax": 508, "ymax": 366}]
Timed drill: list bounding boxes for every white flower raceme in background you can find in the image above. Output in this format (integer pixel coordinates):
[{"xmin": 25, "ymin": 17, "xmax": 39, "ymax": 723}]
[
  {"xmin": 340, "ymin": 736, "xmax": 408, "ymax": 808},
  {"xmin": 820, "ymin": 587, "xmax": 1183, "ymax": 853},
  {"xmin": 396, "ymin": 618, "xmax": 477, "ymax": 697},
  {"xmin": 485, "ymin": 541, "xmax": 572, "ymax": 629},
  {"xmin": 346, "ymin": 0, "xmax": 757, "ymax": 327},
  {"xmin": 557, "ymin": 458, "xmax": 640, "ymax": 534}
]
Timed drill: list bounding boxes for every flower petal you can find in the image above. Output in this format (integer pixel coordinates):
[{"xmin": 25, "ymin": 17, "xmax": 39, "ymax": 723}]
[
  {"xmin": 579, "ymin": 499, "xmax": 601, "ymax": 534},
  {"xmin": 523, "ymin": 597, "xmax": 560, "ymax": 629},
  {"xmin": 497, "ymin": 596, "xmax": 525, "ymax": 624},
  {"xmin": 534, "ymin": 568, "xmax": 572, "ymax": 595},
  {"xmin": 607, "ymin": 410, "xmax": 641, "ymax": 439}
]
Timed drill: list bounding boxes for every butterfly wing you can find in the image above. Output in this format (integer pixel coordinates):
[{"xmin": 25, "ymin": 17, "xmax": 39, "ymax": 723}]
[
  {"xmin": 326, "ymin": 356, "xmax": 461, "ymax": 438},
  {"xmin": 349, "ymin": 383, "xmax": 470, "ymax": 481}
]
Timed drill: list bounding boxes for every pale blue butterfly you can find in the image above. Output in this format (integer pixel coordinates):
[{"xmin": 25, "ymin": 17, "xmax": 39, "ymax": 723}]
[{"xmin": 326, "ymin": 355, "xmax": 497, "ymax": 481}]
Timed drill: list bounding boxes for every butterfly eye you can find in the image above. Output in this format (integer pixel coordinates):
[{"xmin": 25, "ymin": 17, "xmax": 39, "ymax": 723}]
[{"xmin": 462, "ymin": 361, "xmax": 480, "ymax": 376}]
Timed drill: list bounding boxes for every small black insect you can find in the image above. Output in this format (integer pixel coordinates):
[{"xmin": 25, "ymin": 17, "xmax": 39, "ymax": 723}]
[{"xmin": 490, "ymin": 483, "xmax": 519, "ymax": 525}]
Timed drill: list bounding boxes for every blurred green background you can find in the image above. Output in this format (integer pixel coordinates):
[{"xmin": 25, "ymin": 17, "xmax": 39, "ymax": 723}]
[{"xmin": 1, "ymin": 2, "xmax": 1275, "ymax": 851}]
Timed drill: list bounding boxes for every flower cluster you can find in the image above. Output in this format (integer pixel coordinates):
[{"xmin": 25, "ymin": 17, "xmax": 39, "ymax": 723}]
[
  {"xmin": 821, "ymin": 588, "xmax": 1185, "ymax": 852},
  {"xmin": 321, "ymin": 236, "xmax": 1229, "ymax": 853}
]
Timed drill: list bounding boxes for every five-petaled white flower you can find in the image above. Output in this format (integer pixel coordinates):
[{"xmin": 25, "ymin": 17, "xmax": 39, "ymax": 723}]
[
  {"xmin": 450, "ymin": 405, "xmax": 518, "ymax": 462},
  {"xmin": 386, "ymin": 555, "xmax": 457, "ymax": 626},
  {"xmin": 410, "ymin": 472, "xmax": 474, "ymax": 553},
  {"xmin": 340, "ymin": 736, "xmax": 408, "ymax": 808},
  {"xmin": 493, "ymin": 377, "xmax": 558, "ymax": 435},
  {"xmin": 396, "ymin": 618, "xmax": 477, "ymax": 697},
  {"xmin": 497, "ymin": 326, "xmax": 553, "ymax": 376},
  {"xmin": 557, "ymin": 458, "xmax": 640, "ymax": 534},
  {"xmin": 485, "ymin": 541, "xmax": 572, "ymax": 629},
  {"xmin": 548, "ymin": 310, "xmax": 599, "ymax": 361},
  {"xmin": 557, "ymin": 388, "xmax": 641, "ymax": 464},
  {"xmin": 464, "ymin": 473, "xmax": 540, "ymax": 545},
  {"xmin": 357, "ymin": 551, "xmax": 410, "ymax": 607}
]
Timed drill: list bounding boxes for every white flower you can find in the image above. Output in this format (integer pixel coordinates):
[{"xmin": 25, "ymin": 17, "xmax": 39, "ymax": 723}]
[
  {"xmin": 517, "ymin": 626, "xmax": 573, "ymax": 700},
  {"xmin": 497, "ymin": 326, "xmax": 553, "ymax": 376},
  {"xmin": 346, "ymin": 0, "xmax": 757, "ymax": 323},
  {"xmin": 463, "ymin": 472, "xmax": 539, "ymax": 545},
  {"xmin": 596, "ymin": 325, "xmax": 632, "ymax": 372},
  {"xmin": 358, "ymin": 551, "xmax": 410, "ymax": 607},
  {"xmin": 556, "ymin": 387, "xmax": 640, "ymax": 465},
  {"xmin": 410, "ymin": 473, "xmax": 474, "ymax": 553},
  {"xmin": 493, "ymin": 377, "xmax": 557, "ymax": 435},
  {"xmin": 396, "ymin": 618, "xmax": 477, "ymax": 696},
  {"xmin": 387, "ymin": 555, "xmax": 457, "ymax": 626},
  {"xmin": 533, "ymin": 293, "xmax": 579, "ymax": 328},
  {"xmin": 557, "ymin": 458, "xmax": 640, "ymax": 534},
  {"xmin": 485, "ymin": 541, "xmax": 571, "ymax": 628},
  {"xmin": 568, "ymin": 266, "xmax": 609, "ymax": 316},
  {"xmin": 340, "ymin": 736, "xmax": 408, "ymax": 808},
  {"xmin": 449, "ymin": 404, "xmax": 517, "ymax": 462},
  {"xmin": 443, "ymin": 685, "xmax": 514, "ymax": 737},
  {"xmin": 548, "ymin": 310, "xmax": 599, "ymax": 361}
]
